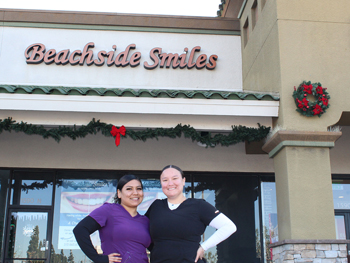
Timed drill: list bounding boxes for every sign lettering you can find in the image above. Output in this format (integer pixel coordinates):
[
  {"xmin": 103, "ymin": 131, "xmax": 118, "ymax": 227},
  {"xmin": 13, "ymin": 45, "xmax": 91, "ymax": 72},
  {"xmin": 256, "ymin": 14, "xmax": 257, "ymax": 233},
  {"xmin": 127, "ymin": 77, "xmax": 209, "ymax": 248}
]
[{"xmin": 24, "ymin": 42, "xmax": 217, "ymax": 70}]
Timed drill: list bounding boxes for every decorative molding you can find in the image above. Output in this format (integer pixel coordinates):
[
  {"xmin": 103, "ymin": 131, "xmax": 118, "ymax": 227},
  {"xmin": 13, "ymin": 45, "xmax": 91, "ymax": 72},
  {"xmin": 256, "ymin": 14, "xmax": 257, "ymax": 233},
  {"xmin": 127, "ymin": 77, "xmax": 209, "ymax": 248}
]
[
  {"xmin": 3, "ymin": 22, "xmax": 240, "ymax": 36},
  {"xmin": 262, "ymin": 130, "xmax": 342, "ymax": 158},
  {"xmin": 0, "ymin": 8, "xmax": 240, "ymax": 33},
  {"xmin": 0, "ymin": 93, "xmax": 279, "ymax": 117}
]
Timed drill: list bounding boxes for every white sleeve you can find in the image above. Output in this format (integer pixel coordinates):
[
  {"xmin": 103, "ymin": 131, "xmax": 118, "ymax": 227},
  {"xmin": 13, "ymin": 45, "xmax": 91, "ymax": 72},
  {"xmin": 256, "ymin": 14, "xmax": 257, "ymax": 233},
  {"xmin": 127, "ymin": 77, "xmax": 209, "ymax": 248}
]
[{"xmin": 200, "ymin": 213, "xmax": 237, "ymax": 251}]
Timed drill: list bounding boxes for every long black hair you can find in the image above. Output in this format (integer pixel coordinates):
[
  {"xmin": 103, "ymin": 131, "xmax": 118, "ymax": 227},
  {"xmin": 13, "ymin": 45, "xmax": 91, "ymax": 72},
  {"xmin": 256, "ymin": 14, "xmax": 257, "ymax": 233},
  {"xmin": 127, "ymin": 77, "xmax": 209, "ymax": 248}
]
[
  {"xmin": 113, "ymin": 174, "xmax": 143, "ymax": 204},
  {"xmin": 161, "ymin": 165, "xmax": 184, "ymax": 178}
]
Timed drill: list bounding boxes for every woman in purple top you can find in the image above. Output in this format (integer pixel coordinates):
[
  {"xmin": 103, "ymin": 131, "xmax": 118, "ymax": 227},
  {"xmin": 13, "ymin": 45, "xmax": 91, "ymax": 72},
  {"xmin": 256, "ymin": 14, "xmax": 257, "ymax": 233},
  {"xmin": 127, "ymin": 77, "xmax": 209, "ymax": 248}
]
[{"xmin": 73, "ymin": 175, "xmax": 151, "ymax": 263}]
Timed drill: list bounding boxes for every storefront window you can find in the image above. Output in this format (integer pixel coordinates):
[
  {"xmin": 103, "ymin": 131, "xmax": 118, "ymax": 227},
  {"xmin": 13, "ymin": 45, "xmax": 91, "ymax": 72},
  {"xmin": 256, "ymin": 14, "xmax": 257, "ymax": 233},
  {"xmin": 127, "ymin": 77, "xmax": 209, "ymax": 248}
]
[
  {"xmin": 51, "ymin": 173, "xmax": 118, "ymax": 263},
  {"xmin": 254, "ymin": 196, "xmax": 261, "ymax": 260},
  {"xmin": 0, "ymin": 170, "xmax": 10, "ymax": 259},
  {"xmin": 333, "ymin": 179, "xmax": 350, "ymax": 241},
  {"xmin": 261, "ymin": 181, "xmax": 278, "ymax": 263},
  {"xmin": 1, "ymin": 170, "xmax": 276, "ymax": 263},
  {"xmin": 7, "ymin": 211, "xmax": 49, "ymax": 260},
  {"xmin": 10, "ymin": 172, "xmax": 53, "ymax": 206},
  {"xmin": 333, "ymin": 180, "xmax": 350, "ymax": 209},
  {"xmin": 193, "ymin": 174, "xmax": 259, "ymax": 263}
]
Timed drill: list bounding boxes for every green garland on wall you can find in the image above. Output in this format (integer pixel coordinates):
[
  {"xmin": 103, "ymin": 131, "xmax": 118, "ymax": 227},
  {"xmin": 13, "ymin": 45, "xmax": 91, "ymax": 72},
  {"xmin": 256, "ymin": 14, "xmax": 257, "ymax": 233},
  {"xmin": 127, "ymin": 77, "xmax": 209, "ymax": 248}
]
[{"xmin": 0, "ymin": 117, "xmax": 270, "ymax": 148}]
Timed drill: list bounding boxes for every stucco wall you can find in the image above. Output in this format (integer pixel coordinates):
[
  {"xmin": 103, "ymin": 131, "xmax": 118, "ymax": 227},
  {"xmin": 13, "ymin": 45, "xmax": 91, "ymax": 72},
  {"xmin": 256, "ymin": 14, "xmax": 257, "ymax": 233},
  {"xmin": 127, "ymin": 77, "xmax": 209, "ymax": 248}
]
[
  {"xmin": 240, "ymin": 0, "xmax": 280, "ymax": 93},
  {"xmin": 0, "ymin": 128, "xmax": 274, "ymax": 173},
  {"xmin": 241, "ymin": 0, "xmax": 350, "ymax": 131},
  {"xmin": 239, "ymin": 0, "xmax": 350, "ymax": 241}
]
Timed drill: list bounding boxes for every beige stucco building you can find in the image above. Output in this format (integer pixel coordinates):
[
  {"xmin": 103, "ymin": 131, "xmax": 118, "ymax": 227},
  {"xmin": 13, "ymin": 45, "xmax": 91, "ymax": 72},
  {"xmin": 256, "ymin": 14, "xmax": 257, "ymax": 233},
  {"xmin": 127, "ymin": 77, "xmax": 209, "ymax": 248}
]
[
  {"xmin": 0, "ymin": 0, "xmax": 349, "ymax": 262},
  {"xmin": 237, "ymin": 0, "xmax": 350, "ymax": 262}
]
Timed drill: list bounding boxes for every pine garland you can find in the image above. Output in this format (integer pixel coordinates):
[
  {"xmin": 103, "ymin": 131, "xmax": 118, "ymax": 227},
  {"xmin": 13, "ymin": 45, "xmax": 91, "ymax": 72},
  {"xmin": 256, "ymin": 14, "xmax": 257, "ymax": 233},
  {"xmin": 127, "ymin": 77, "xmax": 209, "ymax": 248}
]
[{"xmin": 0, "ymin": 117, "xmax": 270, "ymax": 148}]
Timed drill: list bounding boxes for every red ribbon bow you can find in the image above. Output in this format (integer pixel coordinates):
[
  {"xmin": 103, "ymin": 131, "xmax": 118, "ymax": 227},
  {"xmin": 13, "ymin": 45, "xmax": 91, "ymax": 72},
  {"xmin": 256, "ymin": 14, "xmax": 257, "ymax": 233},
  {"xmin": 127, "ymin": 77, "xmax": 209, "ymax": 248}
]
[{"xmin": 110, "ymin": 125, "xmax": 126, "ymax": 147}]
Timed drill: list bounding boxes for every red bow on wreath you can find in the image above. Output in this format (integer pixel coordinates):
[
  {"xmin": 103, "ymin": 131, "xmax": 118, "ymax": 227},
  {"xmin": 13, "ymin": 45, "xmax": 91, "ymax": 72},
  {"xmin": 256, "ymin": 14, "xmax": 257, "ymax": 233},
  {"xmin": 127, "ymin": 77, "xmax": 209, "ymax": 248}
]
[{"xmin": 110, "ymin": 125, "xmax": 126, "ymax": 147}]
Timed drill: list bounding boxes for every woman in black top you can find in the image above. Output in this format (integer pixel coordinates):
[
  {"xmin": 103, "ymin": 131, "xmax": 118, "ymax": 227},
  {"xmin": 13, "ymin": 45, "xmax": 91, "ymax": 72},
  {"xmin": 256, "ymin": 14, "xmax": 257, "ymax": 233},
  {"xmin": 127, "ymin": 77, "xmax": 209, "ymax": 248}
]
[{"xmin": 146, "ymin": 165, "xmax": 236, "ymax": 263}]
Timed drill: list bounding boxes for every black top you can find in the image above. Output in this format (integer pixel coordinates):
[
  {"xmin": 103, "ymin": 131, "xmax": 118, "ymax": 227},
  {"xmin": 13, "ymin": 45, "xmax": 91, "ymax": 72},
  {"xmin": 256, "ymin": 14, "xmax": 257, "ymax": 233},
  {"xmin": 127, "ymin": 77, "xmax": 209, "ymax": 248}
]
[
  {"xmin": 145, "ymin": 198, "xmax": 220, "ymax": 263},
  {"xmin": 73, "ymin": 216, "xmax": 109, "ymax": 263}
]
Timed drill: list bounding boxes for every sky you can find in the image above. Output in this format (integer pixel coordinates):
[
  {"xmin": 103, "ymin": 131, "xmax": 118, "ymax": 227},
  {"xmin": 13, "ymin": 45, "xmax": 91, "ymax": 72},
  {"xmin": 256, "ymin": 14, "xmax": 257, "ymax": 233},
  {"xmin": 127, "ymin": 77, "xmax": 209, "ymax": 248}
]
[{"xmin": 0, "ymin": 0, "xmax": 222, "ymax": 17}]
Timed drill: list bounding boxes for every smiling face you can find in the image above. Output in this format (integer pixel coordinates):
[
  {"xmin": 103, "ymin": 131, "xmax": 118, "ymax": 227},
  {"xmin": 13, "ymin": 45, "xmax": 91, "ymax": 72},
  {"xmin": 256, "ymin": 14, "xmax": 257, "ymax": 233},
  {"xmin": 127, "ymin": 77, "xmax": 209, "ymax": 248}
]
[
  {"xmin": 160, "ymin": 168, "xmax": 186, "ymax": 200},
  {"xmin": 117, "ymin": 179, "xmax": 144, "ymax": 209}
]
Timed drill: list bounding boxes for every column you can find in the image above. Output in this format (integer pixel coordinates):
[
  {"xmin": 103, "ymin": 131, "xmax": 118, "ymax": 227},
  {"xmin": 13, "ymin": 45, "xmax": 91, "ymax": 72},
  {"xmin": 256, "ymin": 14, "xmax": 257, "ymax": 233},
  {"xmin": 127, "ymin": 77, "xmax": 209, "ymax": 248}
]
[{"xmin": 262, "ymin": 130, "xmax": 349, "ymax": 262}]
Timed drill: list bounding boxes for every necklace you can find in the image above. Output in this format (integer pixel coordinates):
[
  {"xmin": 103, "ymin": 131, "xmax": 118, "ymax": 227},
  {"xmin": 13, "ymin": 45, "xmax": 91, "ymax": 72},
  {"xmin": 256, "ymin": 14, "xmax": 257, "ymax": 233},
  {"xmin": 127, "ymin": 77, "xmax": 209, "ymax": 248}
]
[{"xmin": 167, "ymin": 197, "xmax": 186, "ymax": 210}]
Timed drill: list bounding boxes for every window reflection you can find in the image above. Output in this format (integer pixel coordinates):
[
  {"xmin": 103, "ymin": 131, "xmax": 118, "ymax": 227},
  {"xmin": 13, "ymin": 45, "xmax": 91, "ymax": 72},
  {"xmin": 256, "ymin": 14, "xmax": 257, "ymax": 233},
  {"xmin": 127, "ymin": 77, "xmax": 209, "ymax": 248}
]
[
  {"xmin": 7, "ymin": 212, "xmax": 48, "ymax": 260},
  {"xmin": 10, "ymin": 172, "xmax": 54, "ymax": 206},
  {"xmin": 20, "ymin": 180, "xmax": 53, "ymax": 206},
  {"xmin": 335, "ymin": 215, "xmax": 346, "ymax": 240},
  {"xmin": 254, "ymin": 196, "xmax": 261, "ymax": 260},
  {"xmin": 333, "ymin": 180, "xmax": 350, "ymax": 209},
  {"xmin": 261, "ymin": 182, "xmax": 278, "ymax": 263},
  {"xmin": 138, "ymin": 179, "xmax": 163, "ymax": 215},
  {"xmin": 0, "ymin": 170, "xmax": 10, "ymax": 258},
  {"xmin": 52, "ymin": 178, "xmax": 118, "ymax": 263}
]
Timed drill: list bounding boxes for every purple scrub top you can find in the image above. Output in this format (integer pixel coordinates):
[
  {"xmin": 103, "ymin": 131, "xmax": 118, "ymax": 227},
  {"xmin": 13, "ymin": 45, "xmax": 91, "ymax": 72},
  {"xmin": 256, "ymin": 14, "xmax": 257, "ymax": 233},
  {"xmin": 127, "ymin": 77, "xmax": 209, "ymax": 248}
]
[{"xmin": 89, "ymin": 203, "xmax": 151, "ymax": 263}]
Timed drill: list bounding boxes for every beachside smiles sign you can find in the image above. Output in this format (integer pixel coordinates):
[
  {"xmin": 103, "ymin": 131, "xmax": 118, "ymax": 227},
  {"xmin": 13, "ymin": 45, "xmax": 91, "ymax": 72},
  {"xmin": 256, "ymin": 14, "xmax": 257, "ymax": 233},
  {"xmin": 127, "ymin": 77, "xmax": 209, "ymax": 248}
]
[{"xmin": 24, "ymin": 42, "xmax": 218, "ymax": 70}]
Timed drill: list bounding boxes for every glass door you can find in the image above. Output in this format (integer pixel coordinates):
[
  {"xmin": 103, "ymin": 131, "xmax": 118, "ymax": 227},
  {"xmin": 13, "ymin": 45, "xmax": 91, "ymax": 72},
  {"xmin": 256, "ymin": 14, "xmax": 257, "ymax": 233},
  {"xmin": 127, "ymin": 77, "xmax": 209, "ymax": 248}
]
[
  {"xmin": 3, "ymin": 171, "xmax": 54, "ymax": 263},
  {"xmin": 5, "ymin": 209, "xmax": 51, "ymax": 263}
]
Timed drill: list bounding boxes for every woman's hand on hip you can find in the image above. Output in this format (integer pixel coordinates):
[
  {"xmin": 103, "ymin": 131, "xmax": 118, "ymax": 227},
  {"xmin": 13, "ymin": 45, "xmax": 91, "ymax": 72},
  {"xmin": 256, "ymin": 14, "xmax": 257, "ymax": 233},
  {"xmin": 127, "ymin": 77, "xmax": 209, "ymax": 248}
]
[
  {"xmin": 195, "ymin": 246, "xmax": 205, "ymax": 262},
  {"xmin": 108, "ymin": 253, "xmax": 122, "ymax": 263}
]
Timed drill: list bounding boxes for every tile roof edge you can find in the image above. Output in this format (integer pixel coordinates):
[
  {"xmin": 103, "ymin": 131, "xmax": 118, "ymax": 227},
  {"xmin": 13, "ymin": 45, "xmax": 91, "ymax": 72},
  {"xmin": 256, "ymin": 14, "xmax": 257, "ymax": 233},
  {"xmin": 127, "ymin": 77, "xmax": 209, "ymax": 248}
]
[{"xmin": 0, "ymin": 85, "xmax": 280, "ymax": 101}]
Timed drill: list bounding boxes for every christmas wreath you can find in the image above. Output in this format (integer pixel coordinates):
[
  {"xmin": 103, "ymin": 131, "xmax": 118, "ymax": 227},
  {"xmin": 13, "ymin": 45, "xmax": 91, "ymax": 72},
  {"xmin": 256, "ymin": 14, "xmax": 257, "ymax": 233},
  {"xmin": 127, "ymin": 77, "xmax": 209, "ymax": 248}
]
[{"xmin": 292, "ymin": 81, "xmax": 330, "ymax": 117}]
